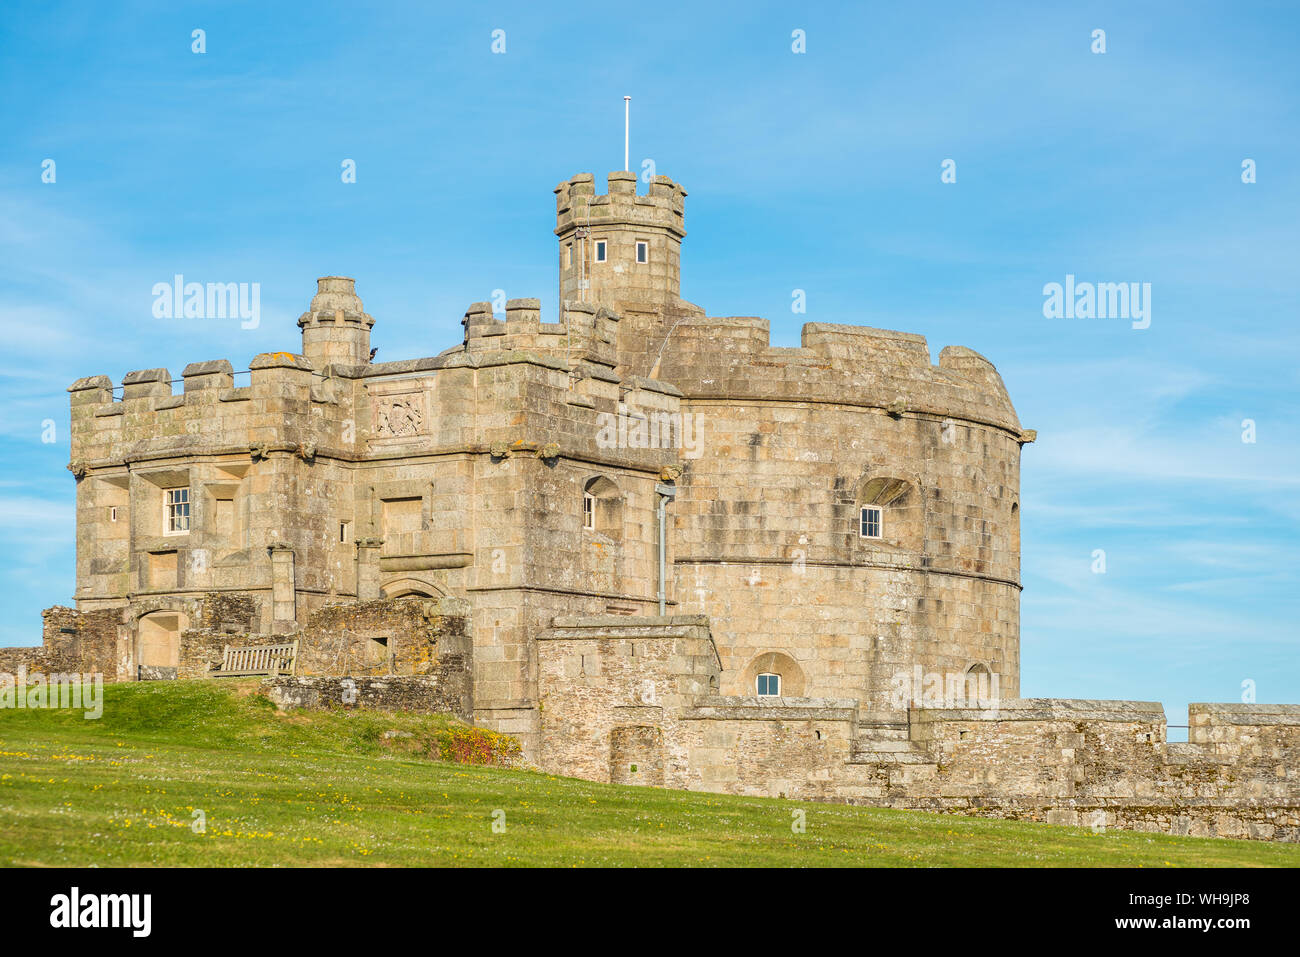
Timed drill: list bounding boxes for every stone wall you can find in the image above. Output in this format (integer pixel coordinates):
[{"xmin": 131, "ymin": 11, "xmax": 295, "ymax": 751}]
[
  {"xmin": 537, "ymin": 615, "xmax": 1300, "ymax": 842},
  {"xmin": 176, "ymin": 595, "xmax": 472, "ymax": 684},
  {"xmin": 263, "ymin": 674, "xmax": 472, "ymax": 720},
  {"xmin": 0, "ymin": 606, "xmax": 129, "ymax": 681}
]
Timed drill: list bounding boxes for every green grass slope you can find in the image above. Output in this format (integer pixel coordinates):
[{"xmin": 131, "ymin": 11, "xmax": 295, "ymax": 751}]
[{"xmin": 0, "ymin": 680, "xmax": 1296, "ymax": 867}]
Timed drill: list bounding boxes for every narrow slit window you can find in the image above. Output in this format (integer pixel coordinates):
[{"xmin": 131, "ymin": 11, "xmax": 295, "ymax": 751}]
[
  {"xmin": 583, "ymin": 492, "xmax": 596, "ymax": 531},
  {"xmin": 860, "ymin": 505, "xmax": 882, "ymax": 539}
]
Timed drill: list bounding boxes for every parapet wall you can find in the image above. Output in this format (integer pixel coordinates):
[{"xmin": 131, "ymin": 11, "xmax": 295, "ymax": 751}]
[
  {"xmin": 67, "ymin": 352, "xmax": 349, "ymax": 473},
  {"xmin": 657, "ymin": 317, "xmax": 1025, "ymax": 435},
  {"xmin": 461, "ymin": 298, "xmax": 620, "ymax": 367},
  {"xmin": 536, "ymin": 615, "xmax": 1300, "ymax": 842}
]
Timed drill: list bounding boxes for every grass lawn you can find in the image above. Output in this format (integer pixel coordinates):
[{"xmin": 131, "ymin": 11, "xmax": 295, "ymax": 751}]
[{"xmin": 0, "ymin": 680, "xmax": 1296, "ymax": 867}]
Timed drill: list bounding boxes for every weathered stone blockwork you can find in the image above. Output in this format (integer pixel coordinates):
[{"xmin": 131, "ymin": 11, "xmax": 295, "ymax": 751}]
[
  {"xmin": 11, "ymin": 167, "xmax": 1294, "ymax": 842},
  {"xmin": 0, "ymin": 606, "xmax": 131, "ymax": 681},
  {"xmin": 264, "ymin": 674, "xmax": 472, "ymax": 720},
  {"xmin": 537, "ymin": 617, "xmax": 1300, "ymax": 842}
]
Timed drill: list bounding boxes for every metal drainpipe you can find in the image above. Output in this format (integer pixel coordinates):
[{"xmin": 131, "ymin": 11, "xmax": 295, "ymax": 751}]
[{"xmin": 655, "ymin": 483, "xmax": 676, "ymax": 616}]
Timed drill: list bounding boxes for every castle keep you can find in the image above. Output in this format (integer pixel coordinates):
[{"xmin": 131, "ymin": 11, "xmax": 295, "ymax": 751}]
[{"xmin": 7, "ymin": 170, "xmax": 1299, "ymax": 842}]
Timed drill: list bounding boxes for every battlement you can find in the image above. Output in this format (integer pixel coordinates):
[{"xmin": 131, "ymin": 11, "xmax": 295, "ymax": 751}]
[
  {"xmin": 555, "ymin": 172, "xmax": 688, "ymax": 314},
  {"xmin": 66, "ymin": 353, "xmax": 340, "ymax": 469},
  {"xmin": 460, "ymin": 298, "xmax": 620, "ymax": 367},
  {"xmin": 554, "ymin": 171, "xmax": 686, "ymax": 237},
  {"xmin": 71, "ymin": 355, "xmax": 318, "ymax": 405},
  {"xmin": 656, "ymin": 317, "xmax": 1023, "ymax": 433}
]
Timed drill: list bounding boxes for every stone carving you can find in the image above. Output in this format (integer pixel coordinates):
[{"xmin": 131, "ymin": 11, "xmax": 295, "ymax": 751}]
[{"xmin": 376, "ymin": 395, "xmax": 422, "ymax": 437}]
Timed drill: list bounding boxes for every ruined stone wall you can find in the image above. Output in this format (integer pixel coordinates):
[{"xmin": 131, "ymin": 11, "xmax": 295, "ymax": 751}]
[
  {"xmin": 293, "ymin": 596, "xmax": 470, "ymax": 678},
  {"xmin": 175, "ymin": 596, "xmax": 471, "ymax": 685},
  {"xmin": 263, "ymin": 674, "xmax": 472, "ymax": 721},
  {"xmin": 0, "ymin": 606, "xmax": 129, "ymax": 681}
]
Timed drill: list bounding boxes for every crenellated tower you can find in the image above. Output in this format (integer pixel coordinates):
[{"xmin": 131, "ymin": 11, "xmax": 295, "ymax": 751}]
[{"xmin": 555, "ymin": 171, "xmax": 702, "ymax": 377}]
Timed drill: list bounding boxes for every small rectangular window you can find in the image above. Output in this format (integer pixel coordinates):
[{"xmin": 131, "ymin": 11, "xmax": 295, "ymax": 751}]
[
  {"xmin": 564, "ymin": 243, "xmax": 572, "ymax": 268},
  {"xmin": 339, "ymin": 522, "xmax": 349, "ymax": 543},
  {"xmin": 583, "ymin": 492, "xmax": 596, "ymax": 531},
  {"xmin": 860, "ymin": 505, "xmax": 882, "ymax": 539},
  {"xmin": 757, "ymin": 673, "xmax": 781, "ymax": 697},
  {"xmin": 164, "ymin": 488, "xmax": 190, "ymax": 535},
  {"xmin": 635, "ymin": 241, "xmax": 648, "ymax": 264},
  {"xmin": 594, "ymin": 240, "xmax": 607, "ymax": 263},
  {"xmin": 109, "ymin": 506, "xmax": 118, "ymax": 522}
]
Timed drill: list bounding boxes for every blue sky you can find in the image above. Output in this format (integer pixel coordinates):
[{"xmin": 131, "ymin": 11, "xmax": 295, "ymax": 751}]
[{"xmin": 1, "ymin": 1, "xmax": 1297, "ymax": 729}]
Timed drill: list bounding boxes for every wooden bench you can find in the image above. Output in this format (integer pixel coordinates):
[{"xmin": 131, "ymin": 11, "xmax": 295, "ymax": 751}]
[{"xmin": 210, "ymin": 640, "xmax": 299, "ymax": 677}]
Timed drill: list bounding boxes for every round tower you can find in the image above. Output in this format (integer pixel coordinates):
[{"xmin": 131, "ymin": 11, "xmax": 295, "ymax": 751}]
[
  {"xmin": 298, "ymin": 276, "xmax": 374, "ymax": 367},
  {"xmin": 554, "ymin": 171, "xmax": 686, "ymax": 311}
]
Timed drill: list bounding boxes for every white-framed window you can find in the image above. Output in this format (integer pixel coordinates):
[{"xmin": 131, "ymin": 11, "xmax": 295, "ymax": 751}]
[
  {"xmin": 164, "ymin": 488, "xmax": 190, "ymax": 535},
  {"xmin": 635, "ymin": 240, "xmax": 648, "ymax": 264},
  {"xmin": 757, "ymin": 673, "xmax": 781, "ymax": 697},
  {"xmin": 583, "ymin": 492, "xmax": 596, "ymax": 530},
  {"xmin": 859, "ymin": 505, "xmax": 882, "ymax": 539},
  {"xmin": 109, "ymin": 506, "xmax": 118, "ymax": 523},
  {"xmin": 594, "ymin": 240, "xmax": 607, "ymax": 263}
]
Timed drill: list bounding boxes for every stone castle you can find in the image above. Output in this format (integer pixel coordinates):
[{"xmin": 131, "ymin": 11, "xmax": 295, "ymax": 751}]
[{"xmin": 5, "ymin": 170, "xmax": 1298, "ymax": 842}]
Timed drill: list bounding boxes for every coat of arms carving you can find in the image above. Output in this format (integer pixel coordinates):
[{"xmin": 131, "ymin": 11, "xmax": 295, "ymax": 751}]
[{"xmin": 376, "ymin": 395, "xmax": 423, "ymax": 437}]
